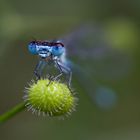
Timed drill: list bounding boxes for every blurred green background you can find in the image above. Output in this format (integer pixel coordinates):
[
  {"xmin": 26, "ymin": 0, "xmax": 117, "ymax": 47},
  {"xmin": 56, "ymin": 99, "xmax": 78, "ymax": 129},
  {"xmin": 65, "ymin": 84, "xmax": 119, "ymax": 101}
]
[{"xmin": 0, "ymin": 0, "xmax": 140, "ymax": 140}]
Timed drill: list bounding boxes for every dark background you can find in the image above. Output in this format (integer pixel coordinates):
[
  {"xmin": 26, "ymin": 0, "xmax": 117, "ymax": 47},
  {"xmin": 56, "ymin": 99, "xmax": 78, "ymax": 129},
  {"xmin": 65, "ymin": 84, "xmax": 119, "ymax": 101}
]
[{"xmin": 0, "ymin": 0, "xmax": 140, "ymax": 140}]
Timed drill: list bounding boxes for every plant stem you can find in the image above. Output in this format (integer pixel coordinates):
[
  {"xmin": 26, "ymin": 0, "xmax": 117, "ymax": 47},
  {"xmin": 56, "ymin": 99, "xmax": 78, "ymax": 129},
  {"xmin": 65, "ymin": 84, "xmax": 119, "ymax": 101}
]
[{"xmin": 0, "ymin": 102, "xmax": 26, "ymax": 124}]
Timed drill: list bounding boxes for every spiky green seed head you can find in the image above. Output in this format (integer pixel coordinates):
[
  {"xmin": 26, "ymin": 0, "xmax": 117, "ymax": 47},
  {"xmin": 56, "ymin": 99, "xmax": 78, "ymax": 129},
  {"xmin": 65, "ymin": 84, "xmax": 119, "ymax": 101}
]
[{"xmin": 24, "ymin": 79, "xmax": 77, "ymax": 117}]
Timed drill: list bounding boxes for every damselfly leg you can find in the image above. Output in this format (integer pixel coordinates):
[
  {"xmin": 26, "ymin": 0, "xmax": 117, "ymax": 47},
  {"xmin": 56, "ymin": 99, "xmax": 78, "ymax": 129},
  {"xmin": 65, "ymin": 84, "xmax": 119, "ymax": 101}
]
[
  {"xmin": 55, "ymin": 60, "xmax": 72, "ymax": 88},
  {"xmin": 34, "ymin": 59, "xmax": 46, "ymax": 81},
  {"xmin": 47, "ymin": 60, "xmax": 72, "ymax": 88}
]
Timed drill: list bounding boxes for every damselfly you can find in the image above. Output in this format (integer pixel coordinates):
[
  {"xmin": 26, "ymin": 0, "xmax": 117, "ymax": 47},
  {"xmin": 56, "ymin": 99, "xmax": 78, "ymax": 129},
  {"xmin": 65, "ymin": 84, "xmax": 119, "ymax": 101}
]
[
  {"xmin": 28, "ymin": 25, "xmax": 130, "ymax": 110},
  {"xmin": 28, "ymin": 40, "xmax": 72, "ymax": 87}
]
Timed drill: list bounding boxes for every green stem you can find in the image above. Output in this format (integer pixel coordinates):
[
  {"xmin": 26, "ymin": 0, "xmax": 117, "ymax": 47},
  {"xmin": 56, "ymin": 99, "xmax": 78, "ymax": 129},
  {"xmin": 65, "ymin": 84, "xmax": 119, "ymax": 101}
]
[{"xmin": 0, "ymin": 102, "xmax": 26, "ymax": 124}]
